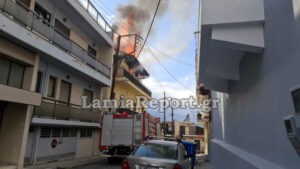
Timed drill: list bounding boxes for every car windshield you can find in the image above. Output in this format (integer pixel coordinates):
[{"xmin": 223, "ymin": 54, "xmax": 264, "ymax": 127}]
[{"xmin": 133, "ymin": 143, "xmax": 177, "ymax": 159}]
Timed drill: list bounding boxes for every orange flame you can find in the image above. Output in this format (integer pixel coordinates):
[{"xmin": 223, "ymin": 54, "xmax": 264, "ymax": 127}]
[{"xmin": 115, "ymin": 13, "xmax": 140, "ymax": 57}]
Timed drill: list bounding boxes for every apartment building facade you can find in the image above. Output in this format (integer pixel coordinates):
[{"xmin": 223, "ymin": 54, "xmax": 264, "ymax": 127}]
[
  {"xmin": 110, "ymin": 55, "xmax": 152, "ymax": 114},
  {"xmin": 198, "ymin": 0, "xmax": 300, "ymax": 169},
  {"xmin": 0, "ymin": 0, "xmax": 113, "ymax": 168}
]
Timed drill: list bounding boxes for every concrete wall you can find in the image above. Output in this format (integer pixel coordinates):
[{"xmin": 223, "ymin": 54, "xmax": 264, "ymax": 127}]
[
  {"xmin": 210, "ymin": 1, "xmax": 300, "ymax": 169},
  {"xmin": 0, "ymin": 103, "xmax": 34, "ymax": 168},
  {"xmin": 0, "ymin": 35, "xmax": 39, "ymax": 168}
]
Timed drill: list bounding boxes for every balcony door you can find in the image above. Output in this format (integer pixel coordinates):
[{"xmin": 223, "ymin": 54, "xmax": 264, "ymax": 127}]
[{"xmin": 59, "ymin": 81, "xmax": 71, "ymax": 103}]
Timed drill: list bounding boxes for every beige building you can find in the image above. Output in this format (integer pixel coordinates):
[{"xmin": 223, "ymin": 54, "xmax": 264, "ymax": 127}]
[
  {"xmin": 165, "ymin": 121, "xmax": 204, "ymax": 154},
  {"xmin": 0, "ymin": 0, "xmax": 113, "ymax": 168}
]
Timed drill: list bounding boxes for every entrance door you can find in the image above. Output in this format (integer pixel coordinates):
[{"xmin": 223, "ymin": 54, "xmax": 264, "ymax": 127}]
[{"xmin": 0, "ymin": 102, "xmax": 5, "ymax": 131}]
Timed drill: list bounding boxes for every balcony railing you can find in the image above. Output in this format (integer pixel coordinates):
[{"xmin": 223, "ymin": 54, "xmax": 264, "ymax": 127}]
[
  {"xmin": 77, "ymin": 0, "xmax": 113, "ymax": 39},
  {"xmin": 116, "ymin": 68, "xmax": 152, "ymax": 96},
  {"xmin": 0, "ymin": 0, "xmax": 111, "ymax": 78},
  {"xmin": 34, "ymin": 98, "xmax": 100, "ymax": 123}
]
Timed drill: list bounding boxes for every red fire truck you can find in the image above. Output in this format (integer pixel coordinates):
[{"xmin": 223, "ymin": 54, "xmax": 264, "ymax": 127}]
[{"xmin": 99, "ymin": 111, "xmax": 160, "ymax": 160}]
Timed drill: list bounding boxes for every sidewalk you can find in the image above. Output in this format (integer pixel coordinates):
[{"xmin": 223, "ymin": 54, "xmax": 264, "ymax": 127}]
[
  {"xmin": 195, "ymin": 154, "xmax": 212, "ymax": 169},
  {"xmin": 24, "ymin": 156, "xmax": 104, "ymax": 169}
]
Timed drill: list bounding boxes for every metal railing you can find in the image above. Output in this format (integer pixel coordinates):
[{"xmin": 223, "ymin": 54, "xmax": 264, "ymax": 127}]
[
  {"xmin": 0, "ymin": 0, "xmax": 111, "ymax": 78},
  {"xmin": 77, "ymin": 0, "xmax": 113, "ymax": 39},
  {"xmin": 34, "ymin": 98, "xmax": 100, "ymax": 123},
  {"xmin": 116, "ymin": 68, "xmax": 152, "ymax": 96}
]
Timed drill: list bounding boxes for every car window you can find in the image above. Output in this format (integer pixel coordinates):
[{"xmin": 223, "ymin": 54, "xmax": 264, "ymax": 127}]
[{"xmin": 133, "ymin": 143, "xmax": 177, "ymax": 160}]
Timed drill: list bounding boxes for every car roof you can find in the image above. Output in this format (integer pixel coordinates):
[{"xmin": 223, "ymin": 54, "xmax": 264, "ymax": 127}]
[{"xmin": 144, "ymin": 140, "xmax": 179, "ymax": 146}]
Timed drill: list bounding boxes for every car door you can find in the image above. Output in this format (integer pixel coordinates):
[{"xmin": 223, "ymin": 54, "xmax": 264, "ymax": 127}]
[{"xmin": 178, "ymin": 144, "xmax": 191, "ymax": 169}]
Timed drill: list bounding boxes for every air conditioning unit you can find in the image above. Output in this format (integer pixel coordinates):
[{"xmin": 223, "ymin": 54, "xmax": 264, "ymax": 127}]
[{"xmin": 284, "ymin": 114, "xmax": 300, "ymax": 156}]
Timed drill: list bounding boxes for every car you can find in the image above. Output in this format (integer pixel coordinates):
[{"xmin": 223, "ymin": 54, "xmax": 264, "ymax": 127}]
[{"xmin": 122, "ymin": 140, "xmax": 192, "ymax": 169}]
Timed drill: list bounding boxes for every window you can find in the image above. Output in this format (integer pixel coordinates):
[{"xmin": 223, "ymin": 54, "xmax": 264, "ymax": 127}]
[
  {"xmin": 80, "ymin": 128, "xmax": 93, "ymax": 137},
  {"xmin": 35, "ymin": 71, "xmax": 43, "ymax": 93},
  {"xmin": 62, "ymin": 128, "xmax": 70, "ymax": 137},
  {"xmin": 0, "ymin": 57, "xmax": 10, "ymax": 85},
  {"xmin": 34, "ymin": 3, "xmax": 51, "ymax": 23},
  {"xmin": 70, "ymin": 128, "xmax": 77, "ymax": 137},
  {"xmin": 83, "ymin": 89, "xmax": 93, "ymax": 106},
  {"xmin": 292, "ymin": 89, "xmax": 300, "ymax": 113},
  {"xmin": 40, "ymin": 127, "xmax": 51, "ymax": 138},
  {"xmin": 78, "ymin": 0, "xmax": 88, "ymax": 9},
  {"xmin": 0, "ymin": 57, "xmax": 25, "ymax": 88},
  {"xmin": 179, "ymin": 126, "xmax": 185, "ymax": 135},
  {"xmin": 47, "ymin": 76, "xmax": 56, "ymax": 98},
  {"xmin": 52, "ymin": 128, "xmax": 61, "ymax": 138},
  {"xmin": 17, "ymin": 0, "xmax": 30, "ymax": 7},
  {"xmin": 133, "ymin": 143, "xmax": 177, "ymax": 160},
  {"xmin": 59, "ymin": 81, "xmax": 71, "ymax": 103},
  {"xmin": 8, "ymin": 63, "xmax": 25, "ymax": 88},
  {"xmin": 55, "ymin": 19, "xmax": 70, "ymax": 37},
  {"xmin": 88, "ymin": 45, "xmax": 97, "ymax": 58}
]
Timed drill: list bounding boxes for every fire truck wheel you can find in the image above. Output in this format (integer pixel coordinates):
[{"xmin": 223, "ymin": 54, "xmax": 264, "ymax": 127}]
[{"xmin": 108, "ymin": 157, "xmax": 115, "ymax": 163}]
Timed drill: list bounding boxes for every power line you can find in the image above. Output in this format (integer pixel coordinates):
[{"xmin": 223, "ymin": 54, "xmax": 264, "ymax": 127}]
[
  {"xmin": 136, "ymin": 0, "xmax": 161, "ymax": 58},
  {"xmin": 146, "ymin": 43, "xmax": 194, "ymax": 67},
  {"xmin": 146, "ymin": 47, "xmax": 194, "ymax": 92}
]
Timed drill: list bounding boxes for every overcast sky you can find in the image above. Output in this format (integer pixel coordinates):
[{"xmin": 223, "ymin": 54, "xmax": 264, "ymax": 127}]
[{"xmin": 91, "ymin": 0, "xmax": 199, "ymax": 122}]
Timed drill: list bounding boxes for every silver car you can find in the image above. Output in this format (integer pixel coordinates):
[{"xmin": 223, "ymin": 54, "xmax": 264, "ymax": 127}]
[{"xmin": 122, "ymin": 140, "xmax": 192, "ymax": 169}]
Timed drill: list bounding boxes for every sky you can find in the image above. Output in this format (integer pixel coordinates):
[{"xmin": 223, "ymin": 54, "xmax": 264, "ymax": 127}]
[{"xmin": 91, "ymin": 0, "xmax": 200, "ymax": 122}]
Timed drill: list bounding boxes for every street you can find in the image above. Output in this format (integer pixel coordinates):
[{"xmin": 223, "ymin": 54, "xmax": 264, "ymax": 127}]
[
  {"xmin": 71, "ymin": 159, "xmax": 121, "ymax": 169},
  {"xmin": 71, "ymin": 158, "xmax": 212, "ymax": 169}
]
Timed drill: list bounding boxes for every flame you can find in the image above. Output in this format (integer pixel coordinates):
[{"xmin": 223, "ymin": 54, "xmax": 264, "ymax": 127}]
[{"xmin": 115, "ymin": 13, "xmax": 140, "ymax": 57}]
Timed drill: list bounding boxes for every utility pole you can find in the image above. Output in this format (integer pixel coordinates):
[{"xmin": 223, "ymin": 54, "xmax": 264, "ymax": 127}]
[
  {"xmin": 109, "ymin": 35, "xmax": 121, "ymax": 112},
  {"xmin": 163, "ymin": 91, "xmax": 166, "ymax": 137},
  {"xmin": 109, "ymin": 34, "xmax": 142, "ymax": 112},
  {"xmin": 171, "ymin": 103, "xmax": 174, "ymax": 137}
]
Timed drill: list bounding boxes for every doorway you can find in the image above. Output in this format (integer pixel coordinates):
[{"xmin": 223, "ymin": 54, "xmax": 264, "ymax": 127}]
[{"xmin": 0, "ymin": 102, "xmax": 5, "ymax": 132}]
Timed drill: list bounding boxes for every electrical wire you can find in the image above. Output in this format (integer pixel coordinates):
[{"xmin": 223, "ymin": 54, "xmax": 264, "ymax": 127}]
[
  {"xmin": 136, "ymin": 0, "xmax": 161, "ymax": 58},
  {"xmin": 146, "ymin": 47, "xmax": 195, "ymax": 92},
  {"xmin": 145, "ymin": 42, "xmax": 194, "ymax": 67}
]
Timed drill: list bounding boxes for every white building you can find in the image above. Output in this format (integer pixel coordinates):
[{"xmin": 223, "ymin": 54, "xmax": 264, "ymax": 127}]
[
  {"xmin": 0, "ymin": 0, "xmax": 113, "ymax": 168},
  {"xmin": 198, "ymin": 0, "xmax": 300, "ymax": 169}
]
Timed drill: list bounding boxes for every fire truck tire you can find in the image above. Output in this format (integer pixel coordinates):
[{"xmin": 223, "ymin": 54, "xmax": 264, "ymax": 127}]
[{"xmin": 108, "ymin": 157, "xmax": 115, "ymax": 163}]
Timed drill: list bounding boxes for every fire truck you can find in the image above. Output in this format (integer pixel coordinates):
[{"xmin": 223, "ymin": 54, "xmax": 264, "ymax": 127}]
[{"xmin": 99, "ymin": 111, "xmax": 160, "ymax": 160}]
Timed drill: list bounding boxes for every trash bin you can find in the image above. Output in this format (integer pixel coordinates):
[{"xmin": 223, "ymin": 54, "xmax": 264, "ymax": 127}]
[{"xmin": 180, "ymin": 141, "xmax": 197, "ymax": 168}]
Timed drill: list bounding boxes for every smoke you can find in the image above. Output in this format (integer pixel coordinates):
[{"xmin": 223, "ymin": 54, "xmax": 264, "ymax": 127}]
[{"xmin": 114, "ymin": 0, "xmax": 169, "ymax": 35}]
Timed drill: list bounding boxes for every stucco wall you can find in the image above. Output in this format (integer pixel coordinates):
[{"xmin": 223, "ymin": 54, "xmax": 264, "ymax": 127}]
[{"xmin": 210, "ymin": 0, "xmax": 300, "ymax": 169}]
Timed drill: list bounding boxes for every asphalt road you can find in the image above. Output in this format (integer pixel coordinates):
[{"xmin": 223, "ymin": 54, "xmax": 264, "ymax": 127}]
[{"xmin": 71, "ymin": 159, "xmax": 122, "ymax": 169}]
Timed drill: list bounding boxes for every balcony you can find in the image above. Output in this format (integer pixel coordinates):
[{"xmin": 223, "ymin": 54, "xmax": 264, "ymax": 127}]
[
  {"xmin": 34, "ymin": 98, "xmax": 100, "ymax": 123},
  {"xmin": 116, "ymin": 68, "xmax": 152, "ymax": 97},
  {"xmin": 0, "ymin": 0, "xmax": 111, "ymax": 79},
  {"xmin": 76, "ymin": 0, "xmax": 113, "ymax": 39},
  {"xmin": 0, "ymin": 84, "xmax": 41, "ymax": 106}
]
